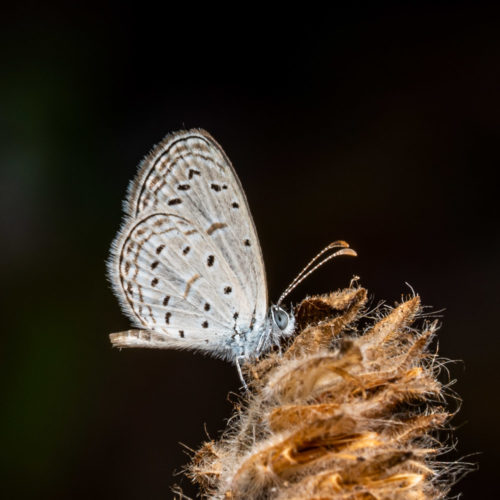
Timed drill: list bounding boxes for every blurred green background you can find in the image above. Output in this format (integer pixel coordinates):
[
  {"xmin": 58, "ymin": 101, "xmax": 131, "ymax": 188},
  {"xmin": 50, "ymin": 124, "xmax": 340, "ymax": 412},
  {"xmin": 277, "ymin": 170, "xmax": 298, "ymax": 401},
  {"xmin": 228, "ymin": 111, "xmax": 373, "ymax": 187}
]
[{"xmin": 2, "ymin": 2, "xmax": 499, "ymax": 498}]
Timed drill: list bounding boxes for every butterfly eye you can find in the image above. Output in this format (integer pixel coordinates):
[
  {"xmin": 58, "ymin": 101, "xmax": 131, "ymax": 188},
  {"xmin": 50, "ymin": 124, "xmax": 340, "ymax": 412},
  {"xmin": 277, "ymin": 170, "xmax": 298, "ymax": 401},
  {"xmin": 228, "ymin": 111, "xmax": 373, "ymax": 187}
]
[{"xmin": 272, "ymin": 307, "xmax": 289, "ymax": 330}]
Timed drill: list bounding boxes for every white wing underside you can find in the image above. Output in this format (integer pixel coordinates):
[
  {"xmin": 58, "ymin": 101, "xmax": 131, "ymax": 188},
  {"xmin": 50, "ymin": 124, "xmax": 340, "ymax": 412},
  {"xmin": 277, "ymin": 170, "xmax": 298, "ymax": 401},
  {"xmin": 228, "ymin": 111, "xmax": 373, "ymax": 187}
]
[{"xmin": 108, "ymin": 129, "xmax": 268, "ymax": 358}]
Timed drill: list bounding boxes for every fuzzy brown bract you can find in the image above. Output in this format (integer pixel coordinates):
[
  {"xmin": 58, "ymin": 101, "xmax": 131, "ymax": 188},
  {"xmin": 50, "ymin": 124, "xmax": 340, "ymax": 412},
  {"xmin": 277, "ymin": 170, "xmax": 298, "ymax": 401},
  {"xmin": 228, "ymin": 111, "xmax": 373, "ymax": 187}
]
[{"xmin": 186, "ymin": 287, "xmax": 462, "ymax": 499}]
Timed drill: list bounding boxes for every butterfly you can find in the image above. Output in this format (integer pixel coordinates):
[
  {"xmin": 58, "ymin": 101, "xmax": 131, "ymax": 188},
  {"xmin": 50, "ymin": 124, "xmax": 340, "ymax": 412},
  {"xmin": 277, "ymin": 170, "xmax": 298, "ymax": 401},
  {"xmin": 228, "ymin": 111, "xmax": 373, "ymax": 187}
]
[{"xmin": 108, "ymin": 129, "xmax": 355, "ymax": 385}]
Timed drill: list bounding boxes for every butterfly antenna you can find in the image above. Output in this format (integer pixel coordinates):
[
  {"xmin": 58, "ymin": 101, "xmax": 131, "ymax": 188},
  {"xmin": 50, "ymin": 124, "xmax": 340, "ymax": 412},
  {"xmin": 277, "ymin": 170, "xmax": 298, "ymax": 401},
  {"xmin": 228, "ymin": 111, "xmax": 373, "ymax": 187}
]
[{"xmin": 277, "ymin": 240, "xmax": 357, "ymax": 305}]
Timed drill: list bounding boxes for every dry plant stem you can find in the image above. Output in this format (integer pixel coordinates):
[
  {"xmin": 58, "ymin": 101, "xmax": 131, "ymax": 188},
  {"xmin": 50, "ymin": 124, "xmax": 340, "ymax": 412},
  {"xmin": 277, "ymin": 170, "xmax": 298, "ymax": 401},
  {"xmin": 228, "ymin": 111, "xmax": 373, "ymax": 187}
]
[{"xmin": 188, "ymin": 287, "xmax": 459, "ymax": 499}]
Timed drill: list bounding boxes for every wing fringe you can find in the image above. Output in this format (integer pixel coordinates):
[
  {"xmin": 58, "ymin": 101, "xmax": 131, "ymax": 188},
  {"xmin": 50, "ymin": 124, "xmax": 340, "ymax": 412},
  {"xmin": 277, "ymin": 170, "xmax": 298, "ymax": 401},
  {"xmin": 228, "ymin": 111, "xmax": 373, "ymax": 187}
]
[{"xmin": 109, "ymin": 329, "xmax": 170, "ymax": 348}]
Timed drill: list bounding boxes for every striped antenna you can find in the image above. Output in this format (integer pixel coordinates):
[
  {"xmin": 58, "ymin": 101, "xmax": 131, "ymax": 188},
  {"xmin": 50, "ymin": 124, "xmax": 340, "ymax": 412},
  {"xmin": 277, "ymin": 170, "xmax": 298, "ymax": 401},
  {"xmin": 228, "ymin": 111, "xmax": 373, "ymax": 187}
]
[{"xmin": 277, "ymin": 240, "xmax": 357, "ymax": 305}]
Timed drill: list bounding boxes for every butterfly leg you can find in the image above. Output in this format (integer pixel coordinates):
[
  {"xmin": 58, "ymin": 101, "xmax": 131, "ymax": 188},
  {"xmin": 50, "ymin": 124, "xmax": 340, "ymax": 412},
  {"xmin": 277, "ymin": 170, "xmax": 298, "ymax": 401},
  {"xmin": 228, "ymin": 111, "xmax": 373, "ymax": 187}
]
[
  {"xmin": 256, "ymin": 329, "xmax": 271, "ymax": 356},
  {"xmin": 235, "ymin": 356, "xmax": 248, "ymax": 391}
]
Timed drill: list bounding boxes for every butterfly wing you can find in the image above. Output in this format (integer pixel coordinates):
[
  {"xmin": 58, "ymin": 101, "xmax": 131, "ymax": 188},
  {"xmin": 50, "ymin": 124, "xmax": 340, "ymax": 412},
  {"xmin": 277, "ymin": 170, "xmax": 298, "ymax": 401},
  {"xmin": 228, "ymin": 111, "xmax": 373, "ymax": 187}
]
[
  {"xmin": 125, "ymin": 129, "xmax": 267, "ymax": 319},
  {"xmin": 109, "ymin": 211, "xmax": 256, "ymax": 358},
  {"xmin": 108, "ymin": 130, "xmax": 268, "ymax": 358}
]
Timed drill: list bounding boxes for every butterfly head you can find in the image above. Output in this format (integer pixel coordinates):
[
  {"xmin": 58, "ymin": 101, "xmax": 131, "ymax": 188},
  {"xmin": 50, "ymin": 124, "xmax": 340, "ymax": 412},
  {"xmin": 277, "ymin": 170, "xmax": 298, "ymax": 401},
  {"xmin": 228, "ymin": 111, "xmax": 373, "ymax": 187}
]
[{"xmin": 270, "ymin": 304, "xmax": 295, "ymax": 338}]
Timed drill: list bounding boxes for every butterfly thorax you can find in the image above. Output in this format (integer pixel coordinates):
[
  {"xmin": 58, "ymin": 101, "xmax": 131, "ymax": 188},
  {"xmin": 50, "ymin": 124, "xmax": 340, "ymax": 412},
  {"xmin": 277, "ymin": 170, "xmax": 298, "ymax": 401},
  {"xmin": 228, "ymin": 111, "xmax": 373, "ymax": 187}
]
[{"xmin": 227, "ymin": 305, "xmax": 295, "ymax": 361}]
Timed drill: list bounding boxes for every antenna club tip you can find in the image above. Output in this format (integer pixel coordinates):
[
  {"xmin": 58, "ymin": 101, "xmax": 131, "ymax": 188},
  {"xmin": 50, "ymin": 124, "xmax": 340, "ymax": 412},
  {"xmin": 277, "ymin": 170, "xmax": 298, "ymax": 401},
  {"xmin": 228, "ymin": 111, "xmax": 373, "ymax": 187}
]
[
  {"xmin": 333, "ymin": 240, "xmax": 350, "ymax": 248},
  {"xmin": 335, "ymin": 248, "xmax": 357, "ymax": 258}
]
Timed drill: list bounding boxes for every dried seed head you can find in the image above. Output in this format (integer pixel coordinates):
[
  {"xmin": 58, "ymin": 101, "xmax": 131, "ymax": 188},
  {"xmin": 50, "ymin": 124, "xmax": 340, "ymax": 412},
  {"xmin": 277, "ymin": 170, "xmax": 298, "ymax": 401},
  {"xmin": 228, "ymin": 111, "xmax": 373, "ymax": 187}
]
[{"xmin": 186, "ymin": 287, "xmax": 465, "ymax": 499}]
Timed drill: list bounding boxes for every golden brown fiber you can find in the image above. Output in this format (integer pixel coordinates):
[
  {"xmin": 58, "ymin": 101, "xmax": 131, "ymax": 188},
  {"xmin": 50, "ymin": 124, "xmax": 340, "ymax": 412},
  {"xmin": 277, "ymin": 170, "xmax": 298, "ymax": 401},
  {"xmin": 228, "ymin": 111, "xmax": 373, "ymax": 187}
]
[{"xmin": 186, "ymin": 287, "xmax": 462, "ymax": 499}]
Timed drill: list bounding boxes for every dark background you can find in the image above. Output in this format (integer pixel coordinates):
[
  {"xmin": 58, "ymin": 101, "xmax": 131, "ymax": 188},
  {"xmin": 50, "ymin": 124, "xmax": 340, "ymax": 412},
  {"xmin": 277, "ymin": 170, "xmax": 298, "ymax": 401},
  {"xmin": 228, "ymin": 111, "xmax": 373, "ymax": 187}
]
[{"xmin": 2, "ymin": 1, "xmax": 499, "ymax": 498}]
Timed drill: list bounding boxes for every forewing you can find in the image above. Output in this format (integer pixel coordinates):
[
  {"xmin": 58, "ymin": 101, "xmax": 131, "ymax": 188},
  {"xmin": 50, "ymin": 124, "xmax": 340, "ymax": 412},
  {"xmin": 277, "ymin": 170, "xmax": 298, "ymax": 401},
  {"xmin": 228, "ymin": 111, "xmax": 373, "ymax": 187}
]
[
  {"xmin": 124, "ymin": 129, "xmax": 267, "ymax": 325},
  {"xmin": 108, "ymin": 211, "xmax": 257, "ymax": 357}
]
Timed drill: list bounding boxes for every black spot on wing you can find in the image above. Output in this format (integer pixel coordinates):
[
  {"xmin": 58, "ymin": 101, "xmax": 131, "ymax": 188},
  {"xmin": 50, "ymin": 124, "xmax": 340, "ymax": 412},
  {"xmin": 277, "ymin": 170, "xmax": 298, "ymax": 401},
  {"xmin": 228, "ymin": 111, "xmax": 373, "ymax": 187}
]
[{"xmin": 250, "ymin": 311, "xmax": 256, "ymax": 331}]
